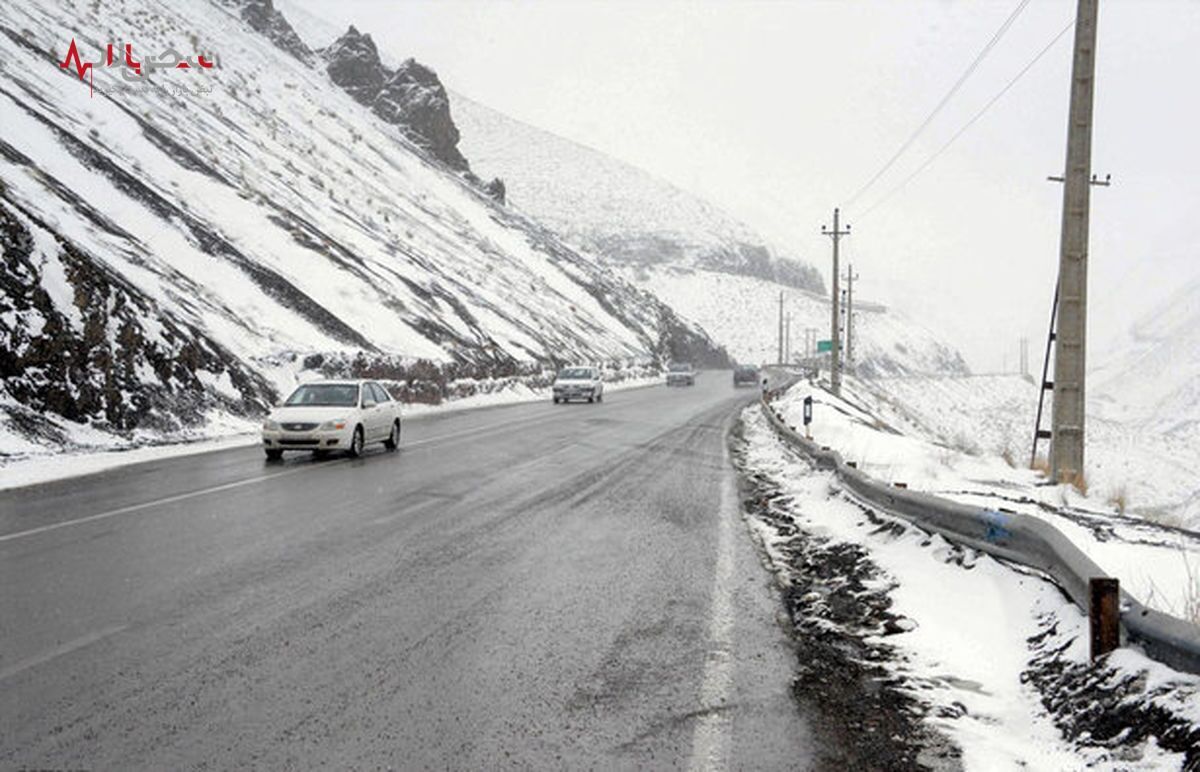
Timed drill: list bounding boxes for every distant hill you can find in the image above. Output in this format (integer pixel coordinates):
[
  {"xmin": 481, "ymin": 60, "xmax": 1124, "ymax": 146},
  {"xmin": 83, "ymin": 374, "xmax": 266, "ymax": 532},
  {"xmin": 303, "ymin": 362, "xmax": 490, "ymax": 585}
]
[{"xmin": 450, "ymin": 92, "xmax": 824, "ymax": 293}]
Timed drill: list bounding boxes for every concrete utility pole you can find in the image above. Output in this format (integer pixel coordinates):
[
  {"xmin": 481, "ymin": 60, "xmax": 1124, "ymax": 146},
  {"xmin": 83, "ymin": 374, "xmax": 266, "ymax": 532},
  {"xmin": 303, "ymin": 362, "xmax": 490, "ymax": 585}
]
[
  {"xmin": 821, "ymin": 208, "xmax": 850, "ymax": 396},
  {"xmin": 777, "ymin": 291, "xmax": 785, "ymax": 365},
  {"xmin": 784, "ymin": 313, "xmax": 793, "ymax": 363},
  {"xmin": 1051, "ymin": 0, "xmax": 1100, "ymax": 483},
  {"xmin": 843, "ymin": 265, "xmax": 859, "ymax": 374}
]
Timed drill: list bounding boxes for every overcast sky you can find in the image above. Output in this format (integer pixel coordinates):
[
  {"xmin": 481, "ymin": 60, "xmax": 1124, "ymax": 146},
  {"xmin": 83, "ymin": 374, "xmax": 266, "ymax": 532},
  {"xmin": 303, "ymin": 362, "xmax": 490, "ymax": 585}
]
[{"xmin": 284, "ymin": 0, "xmax": 1199, "ymax": 371}]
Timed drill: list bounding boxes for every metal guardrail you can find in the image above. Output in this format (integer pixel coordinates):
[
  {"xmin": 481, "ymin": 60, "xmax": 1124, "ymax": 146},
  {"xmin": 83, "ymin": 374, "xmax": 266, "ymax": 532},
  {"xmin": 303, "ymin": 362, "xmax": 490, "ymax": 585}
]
[{"xmin": 758, "ymin": 395, "xmax": 1200, "ymax": 676}]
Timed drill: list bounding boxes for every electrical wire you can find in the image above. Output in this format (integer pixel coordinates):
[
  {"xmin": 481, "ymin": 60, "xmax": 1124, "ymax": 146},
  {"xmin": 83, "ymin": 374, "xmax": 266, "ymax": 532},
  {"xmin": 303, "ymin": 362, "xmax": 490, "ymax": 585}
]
[
  {"xmin": 855, "ymin": 18, "xmax": 1075, "ymax": 222},
  {"xmin": 842, "ymin": 0, "xmax": 1034, "ymax": 210}
]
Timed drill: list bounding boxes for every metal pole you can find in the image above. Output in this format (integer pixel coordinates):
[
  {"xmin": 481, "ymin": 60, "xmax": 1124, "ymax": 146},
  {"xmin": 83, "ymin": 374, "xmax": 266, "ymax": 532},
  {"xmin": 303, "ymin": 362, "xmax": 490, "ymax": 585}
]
[
  {"xmin": 1089, "ymin": 577, "xmax": 1119, "ymax": 660},
  {"xmin": 844, "ymin": 265, "xmax": 858, "ymax": 375},
  {"xmin": 785, "ymin": 313, "xmax": 792, "ymax": 364},
  {"xmin": 1051, "ymin": 0, "xmax": 1100, "ymax": 483},
  {"xmin": 822, "ymin": 209, "xmax": 850, "ymax": 396},
  {"xmin": 777, "ymin": 291, "xmax": 784, "ymax": 365}
]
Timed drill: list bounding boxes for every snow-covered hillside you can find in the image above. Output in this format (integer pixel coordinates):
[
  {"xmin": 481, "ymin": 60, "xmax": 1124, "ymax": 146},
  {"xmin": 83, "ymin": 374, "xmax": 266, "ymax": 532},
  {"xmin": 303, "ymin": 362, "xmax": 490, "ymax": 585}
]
[
  {"xmin": 627, "ymin": 267, "xmax": 968, "ymax": 375},
  {"xmin": 853, "ymin": 372, "xmax": 1200, "ymax": 533},
  {"xmin": 449, "ymin": 93, "xmax": 824, "ymax": 293},
  {"xmin": 0, "ymin": 0, "xmax": 726, "ymax": 455}
]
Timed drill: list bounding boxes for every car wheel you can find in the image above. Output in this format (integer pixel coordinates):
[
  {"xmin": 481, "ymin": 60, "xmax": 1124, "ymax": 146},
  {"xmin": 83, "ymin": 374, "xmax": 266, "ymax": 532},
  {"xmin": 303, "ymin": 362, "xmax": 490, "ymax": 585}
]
[
  {"xmin": 384, "ymin": 420, "xmax": 400, "ymax": 451},
  {"xmin": 587, "ymin": 395, "xmax": 595, "ymax": 404},
  {"xmin": 265, "ymin": 448, "xmax": 283, "ymax": 461},
  {"xmin": 597, "ymin": 392, "xmax": 603, "ymax": 403},
  {"xmin": 348, "ymin": 425, "xmax": 365, "ymax": 458}
]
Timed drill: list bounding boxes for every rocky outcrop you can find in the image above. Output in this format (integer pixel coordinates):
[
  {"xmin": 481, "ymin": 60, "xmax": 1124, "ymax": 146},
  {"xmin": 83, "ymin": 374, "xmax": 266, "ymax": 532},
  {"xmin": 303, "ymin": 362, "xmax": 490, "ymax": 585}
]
[
  {"xmin": 323, "ymin": 25, "xmax": 385, "ymax": 104},
  {"xmin": 323, "ymin": 26, "xmax": 468, "ymax": 171},
  {"xmin": 0, "ymin": 194, "xmax": 275, "ymax": 436},
  {"xmin": 234, "ymin": 0, "xmax": 313, "ymax": 65},
  {"xmin": 483, "ymin": 177, "xmax": 506, "ymax": 205}
]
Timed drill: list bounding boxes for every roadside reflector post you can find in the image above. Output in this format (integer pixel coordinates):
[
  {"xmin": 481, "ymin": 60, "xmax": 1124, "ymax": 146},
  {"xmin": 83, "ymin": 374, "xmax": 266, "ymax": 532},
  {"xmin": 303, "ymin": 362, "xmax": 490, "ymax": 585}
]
[
  {"xmin": 1089, "ymin": 577, "xmax": 1120, "ymax": 661},
  {"xmin": 803, "ymin": 396, "xmax": 813, "ymax": 439}
]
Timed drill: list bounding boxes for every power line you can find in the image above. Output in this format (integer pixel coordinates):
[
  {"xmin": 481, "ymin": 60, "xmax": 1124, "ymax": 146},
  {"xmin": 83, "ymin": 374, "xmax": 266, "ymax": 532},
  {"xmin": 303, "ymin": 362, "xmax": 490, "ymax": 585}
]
[
  {"xmin": 856, "ymin": 18, "xmax": 1075, "ymax": 222},
  {"xmin": 842, "ymin": 0, "xmax": 1033, "ymax": 210}
]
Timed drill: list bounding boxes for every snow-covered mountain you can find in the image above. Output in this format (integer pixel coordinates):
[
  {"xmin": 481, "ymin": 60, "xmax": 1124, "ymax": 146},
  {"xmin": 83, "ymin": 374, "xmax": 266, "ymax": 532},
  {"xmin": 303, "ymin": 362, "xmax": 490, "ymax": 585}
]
[
  {"xmin": 0, "ymin": 0, "xmax": 727, "ymax": 453},
  {"xmin": 450, "ymin": 93, "xmax": 824, "ymax": 293},
  {"xmin": 627, "ymin": 267, "xmax": 968, "ymax": 375},
  {"xmin": 448, "ymin": 90, "xmax": 966, "ymax": 376}
]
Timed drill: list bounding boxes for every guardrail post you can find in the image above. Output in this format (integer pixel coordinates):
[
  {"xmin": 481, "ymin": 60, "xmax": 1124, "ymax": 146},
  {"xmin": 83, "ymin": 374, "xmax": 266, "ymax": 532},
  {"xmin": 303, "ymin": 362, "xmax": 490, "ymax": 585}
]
[{"xmin": 1089, "ymin": 577, "xmax": 1119, "ymax": 660}]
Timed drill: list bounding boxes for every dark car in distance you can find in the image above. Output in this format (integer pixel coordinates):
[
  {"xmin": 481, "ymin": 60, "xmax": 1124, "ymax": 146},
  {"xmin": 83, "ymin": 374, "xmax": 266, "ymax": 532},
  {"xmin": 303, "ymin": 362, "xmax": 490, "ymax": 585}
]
[{"xmin": 733, "ymin": 364, "xmax": 760, "ymax": 387}]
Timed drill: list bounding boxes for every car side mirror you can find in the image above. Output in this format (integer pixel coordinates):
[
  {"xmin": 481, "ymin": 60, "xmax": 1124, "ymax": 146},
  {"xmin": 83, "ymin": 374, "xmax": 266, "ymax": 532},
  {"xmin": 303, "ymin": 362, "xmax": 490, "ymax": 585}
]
[{"xmin": 362, "ymin": 399, "xmax": 377, "ymax": 408}]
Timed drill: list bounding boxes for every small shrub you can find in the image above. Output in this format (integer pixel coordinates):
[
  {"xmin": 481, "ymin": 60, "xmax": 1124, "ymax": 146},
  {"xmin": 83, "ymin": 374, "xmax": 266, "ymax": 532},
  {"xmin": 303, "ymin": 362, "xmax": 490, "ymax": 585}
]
[
  {"xmin": 1030, "ymin": 455, "xmax": 1051, "ymax": 476},
  {"xmin": 1065, "ymin": 470, "xmax": 1089, "ymax": 497},
  {"xmin": 1107, "ymin": 485, "xmax": 1128, "ymax": 515}
]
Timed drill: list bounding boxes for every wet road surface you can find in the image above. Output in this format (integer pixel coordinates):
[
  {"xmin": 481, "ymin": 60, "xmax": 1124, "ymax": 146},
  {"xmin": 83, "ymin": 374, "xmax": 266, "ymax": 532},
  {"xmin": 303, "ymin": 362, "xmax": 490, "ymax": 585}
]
[{"xmin": 1, "ymin": 375, "xmax": 815, "ymax": 769}]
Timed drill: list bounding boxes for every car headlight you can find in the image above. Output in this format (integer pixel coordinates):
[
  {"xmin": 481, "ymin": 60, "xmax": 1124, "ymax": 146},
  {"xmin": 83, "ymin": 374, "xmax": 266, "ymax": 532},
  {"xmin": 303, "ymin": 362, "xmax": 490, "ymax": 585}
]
[
  {"xmin": 319, "ymin": 419, "xmax": 348, "ymax": 430},
  {"xmin": 263, "ymin": 419, "xmax": 280, "ymax": 431}
]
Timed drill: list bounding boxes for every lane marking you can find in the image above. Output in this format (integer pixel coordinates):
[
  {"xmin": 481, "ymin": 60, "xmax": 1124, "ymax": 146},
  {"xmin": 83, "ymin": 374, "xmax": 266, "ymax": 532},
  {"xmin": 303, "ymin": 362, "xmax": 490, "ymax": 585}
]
[
  {"xmin": 689, "ymin": 450, "xmax": 739, "ymax": 772},
  {"xmin": 0, "ymin": 409, "xmax": 567, "ymax": 546},
  {"xmin": 0, "ymin": 623, "xmax": 127, "ymax": 683}
]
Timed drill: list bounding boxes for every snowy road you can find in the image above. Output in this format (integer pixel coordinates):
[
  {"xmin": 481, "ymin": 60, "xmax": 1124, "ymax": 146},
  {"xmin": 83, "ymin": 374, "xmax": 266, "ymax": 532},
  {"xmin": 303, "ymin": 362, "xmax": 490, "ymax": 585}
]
[{"xmin": 0, "ymin": 376, "xmax": 816, "ymax": 769}]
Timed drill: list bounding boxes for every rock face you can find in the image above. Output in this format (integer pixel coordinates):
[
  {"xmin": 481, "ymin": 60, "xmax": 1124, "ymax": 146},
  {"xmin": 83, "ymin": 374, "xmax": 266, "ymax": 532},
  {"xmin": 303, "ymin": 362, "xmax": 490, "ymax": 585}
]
[
  {"xmin": 0, "ymin": 194, "xmax": 275, "ymax": 437},
  {"xmin": 323, "ymin": 27, "xmax": 468, "ymax": 171},
  {"xmin": 484, "ymin": 177, "xmax": 506, "ymax": 205},
  {"xmin": 234, "ymin": 0, "xmax": 313, "ymax": 64},
  {"xmin": 323, "ymin": 25, "xmax": 385, "ymax": 104}
]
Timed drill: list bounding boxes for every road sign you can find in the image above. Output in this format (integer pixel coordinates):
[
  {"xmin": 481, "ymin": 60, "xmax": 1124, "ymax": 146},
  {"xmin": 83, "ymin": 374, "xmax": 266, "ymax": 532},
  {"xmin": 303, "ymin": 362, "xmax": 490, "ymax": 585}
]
[{"xmin": 817, "ymin": 340, "xmax": 832, "ymax": 353}]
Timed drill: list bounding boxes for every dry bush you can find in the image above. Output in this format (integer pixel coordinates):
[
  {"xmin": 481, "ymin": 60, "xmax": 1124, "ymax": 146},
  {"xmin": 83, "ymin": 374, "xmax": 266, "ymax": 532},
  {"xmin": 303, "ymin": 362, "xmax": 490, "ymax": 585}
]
[
  {"xmin": 1107, "ymin": 485, "xmax": 1128, "ymax": 515},
  {"xmin": 1000, "ymin": 445, "xmax": 1016, "ymax": 468},
  {"xmin": 1183, "ymin": 550, "xmax": 1200, "ymax": 626},
  {"xmin": 1031, "ymin": 455, "xmax": 1051, "ymax": 477},
  {"xmin": 1066, "ymin": 471, "xmax": 1089, "ymax": 497}
]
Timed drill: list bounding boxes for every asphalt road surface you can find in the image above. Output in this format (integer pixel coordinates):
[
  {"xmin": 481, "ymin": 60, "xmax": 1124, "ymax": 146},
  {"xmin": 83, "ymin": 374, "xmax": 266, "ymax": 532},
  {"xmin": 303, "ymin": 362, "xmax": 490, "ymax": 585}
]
[{"xmin": 0, "ymin": 375, "xmax": 816, "ymax": 769}]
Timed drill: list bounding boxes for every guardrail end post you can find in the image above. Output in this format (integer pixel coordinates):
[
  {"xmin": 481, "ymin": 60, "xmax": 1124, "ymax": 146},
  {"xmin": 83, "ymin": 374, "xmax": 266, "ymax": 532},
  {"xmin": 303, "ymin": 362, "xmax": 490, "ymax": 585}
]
[{"xmin": 1089, "ymin": 577, "xmax": 1120, "ymax": 661}]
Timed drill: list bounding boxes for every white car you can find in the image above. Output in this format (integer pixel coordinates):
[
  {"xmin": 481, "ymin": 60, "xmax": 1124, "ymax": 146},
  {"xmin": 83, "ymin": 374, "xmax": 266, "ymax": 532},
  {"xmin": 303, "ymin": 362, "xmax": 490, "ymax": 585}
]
[
  {"xmin": 262, "ymin": 380, "xmax": 401, "ymax": 460},
  {"xmin": 552, "ymin": 366, "xmax": 604, "ymax": 404}
]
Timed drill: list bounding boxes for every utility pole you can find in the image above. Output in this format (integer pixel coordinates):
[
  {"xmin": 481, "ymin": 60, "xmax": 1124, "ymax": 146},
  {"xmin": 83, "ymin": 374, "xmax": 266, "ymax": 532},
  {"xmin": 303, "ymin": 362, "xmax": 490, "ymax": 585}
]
[
  {"xmin": 821, "ymin": 208, "xmax": 850, "ymax": 396},
  {"xmin": 784, "ymin": 313, "xmax": 793, "ymax": 364},
  {"xmin": 1050, "ymin": 0, "xmax": 1100, "ymax": 483},
  {"xmin": 843, "ymin": 265, "xmax": 859, "ymax": 375},
  {"xmin": 777, "ymin": 291, "xmax": 784, "ymax": 365}
]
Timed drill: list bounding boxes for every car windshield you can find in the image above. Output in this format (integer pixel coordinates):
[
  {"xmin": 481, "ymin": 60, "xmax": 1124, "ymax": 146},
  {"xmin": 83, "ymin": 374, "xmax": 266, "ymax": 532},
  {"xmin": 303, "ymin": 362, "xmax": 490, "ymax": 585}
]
[
  {"xmin": 668, "ymin": 364, "xmax": 691, "ymax": 373},
  {"xmin": 284, "ymin": 383, "xmax": 360, "ymax": 407},
  {"xmin": 737, "ymin": 366, "xmax": 757, "ymax": 373},
  {"xmin": 558, "ymin": 368, "xmax": 593, "ymax": 379}
]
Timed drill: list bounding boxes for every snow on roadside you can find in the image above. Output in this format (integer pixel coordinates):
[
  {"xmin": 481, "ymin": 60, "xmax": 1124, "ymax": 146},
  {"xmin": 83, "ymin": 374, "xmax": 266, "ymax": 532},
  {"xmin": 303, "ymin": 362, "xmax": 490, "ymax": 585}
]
[
  {"xmin": 774, "ymin": 376, "xmax": 1200, "ymax": 623},
  {"xmin": 738, "ymin": 405, "xmax": 1196, "ymax": 769}
]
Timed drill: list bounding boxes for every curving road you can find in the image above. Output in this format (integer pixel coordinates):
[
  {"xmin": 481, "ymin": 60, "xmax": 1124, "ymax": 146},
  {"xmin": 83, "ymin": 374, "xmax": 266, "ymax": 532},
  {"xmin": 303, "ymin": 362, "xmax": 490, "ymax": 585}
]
[{"xmin": 0, "ymin": 375, "xmax": 815, "ymax": 769}]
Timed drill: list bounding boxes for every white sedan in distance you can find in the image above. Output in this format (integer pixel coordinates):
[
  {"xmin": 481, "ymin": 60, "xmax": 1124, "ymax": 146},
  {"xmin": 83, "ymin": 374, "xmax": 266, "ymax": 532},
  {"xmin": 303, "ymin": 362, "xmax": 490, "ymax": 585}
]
[{"xmin": 261, "ymin": 380, "xmax": 401, "ymax": 460}]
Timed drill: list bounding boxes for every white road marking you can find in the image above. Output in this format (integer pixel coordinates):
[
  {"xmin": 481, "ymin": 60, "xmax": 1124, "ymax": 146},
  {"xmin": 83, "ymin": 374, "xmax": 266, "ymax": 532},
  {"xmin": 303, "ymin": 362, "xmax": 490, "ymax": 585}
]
[
  {"xmin": 0, "ymin": 409, "xmax": 564, "ymax": 546},
  {"xmin": 689, "ymin": 452, "xmax": 739, "ymax": 772},
  {"xmin": 0, "ymin": 623, "xmax": 127, "ymax": 683}
]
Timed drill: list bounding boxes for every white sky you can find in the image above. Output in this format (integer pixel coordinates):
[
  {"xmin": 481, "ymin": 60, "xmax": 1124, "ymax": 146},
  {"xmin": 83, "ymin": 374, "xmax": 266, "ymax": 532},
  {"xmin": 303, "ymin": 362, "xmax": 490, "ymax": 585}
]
[{"xmin": 286, "ymin": 0, "xmax": 1200, "ymax": 371}]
